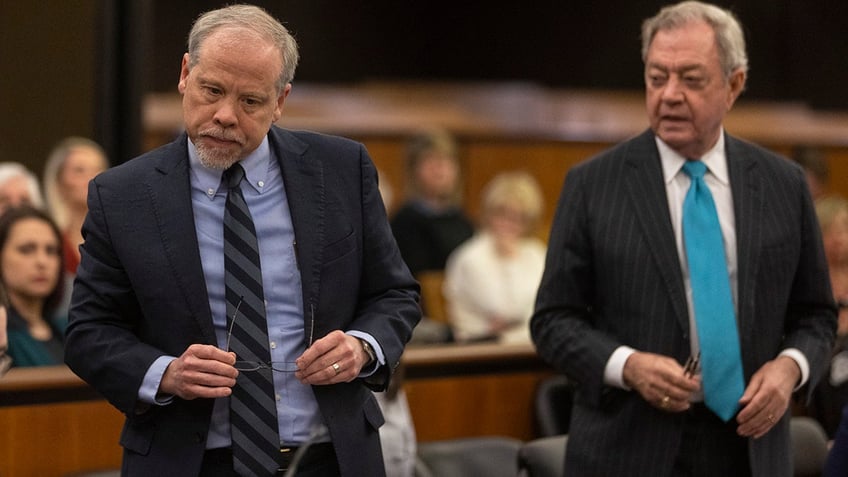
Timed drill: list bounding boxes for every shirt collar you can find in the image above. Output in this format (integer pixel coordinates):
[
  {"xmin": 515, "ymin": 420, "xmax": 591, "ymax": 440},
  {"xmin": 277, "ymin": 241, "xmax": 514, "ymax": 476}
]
[
  {"xmin": 657, "ymin": 131, "xmax": 729, "ymax": 186},
  {"xmin": 188, "ymin": 136, "xmax": 272, "ymax": 199}
]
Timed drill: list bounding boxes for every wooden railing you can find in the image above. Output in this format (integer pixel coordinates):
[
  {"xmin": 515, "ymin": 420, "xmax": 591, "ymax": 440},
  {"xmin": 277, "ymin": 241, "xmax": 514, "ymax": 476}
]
[{"xmin": 0, "ymin": 342, "xmax": 552, "ymax": 476}]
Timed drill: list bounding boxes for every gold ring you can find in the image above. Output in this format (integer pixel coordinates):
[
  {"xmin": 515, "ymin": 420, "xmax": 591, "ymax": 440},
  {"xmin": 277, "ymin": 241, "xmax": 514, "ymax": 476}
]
[
  {"xmin": 332, "ymin": 362, "xmax": 340, "ymax": 375},
  {"xmin": 661, "ymin": 396, "xmax": 671, "ymax": 409}
]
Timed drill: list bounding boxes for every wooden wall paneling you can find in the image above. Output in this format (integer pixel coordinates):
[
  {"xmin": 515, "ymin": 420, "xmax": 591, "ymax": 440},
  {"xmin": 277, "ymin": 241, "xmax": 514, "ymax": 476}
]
[
  {"xmin": 824, "ymin": 147, "xmax": 848, "ymax": 199},
  {"xmin": 354, "ymin": 136, "xmax": 408, "ymax": 218},
  {"xmin": 404, "ymin": 371, "xmax": 552, "ymax": 442},
  {"xmin": 0, "ymin": 401, "xmax": 123, "ymax": 477},
  {"xmin": 462, "ymin": 140, "xmax": 608, "ymax": 237}
]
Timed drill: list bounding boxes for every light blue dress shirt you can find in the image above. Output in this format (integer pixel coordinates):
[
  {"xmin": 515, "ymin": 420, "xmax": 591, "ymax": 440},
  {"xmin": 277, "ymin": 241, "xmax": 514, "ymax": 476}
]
[{"xmin": 138, "ymin": 136, "xmax": 382, "ymax": 449}]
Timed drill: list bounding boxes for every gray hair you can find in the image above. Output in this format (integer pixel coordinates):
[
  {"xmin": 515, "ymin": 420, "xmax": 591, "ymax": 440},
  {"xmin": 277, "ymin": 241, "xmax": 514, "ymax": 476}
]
[
  {"xmin": 187, "ymin": 4, "xmax": 299, "ymax": 92},
  {"xmin": 0, "ymin": 162, "xmax": 44, "ymax": 210},
  {"xmin": 641, "ymin": 1, "xmax": 748, "ymax": 79}
]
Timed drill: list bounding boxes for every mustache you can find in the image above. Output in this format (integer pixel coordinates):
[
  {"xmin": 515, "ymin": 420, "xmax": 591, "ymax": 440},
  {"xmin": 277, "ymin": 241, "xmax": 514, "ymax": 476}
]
[{"xmin": 198, "ymin": 128, "xmax": 244, "ymax": 144}]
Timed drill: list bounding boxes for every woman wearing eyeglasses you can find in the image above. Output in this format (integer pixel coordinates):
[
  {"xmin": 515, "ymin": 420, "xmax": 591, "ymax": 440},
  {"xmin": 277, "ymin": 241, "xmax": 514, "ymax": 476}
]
[{"xmin": 0, "ymin": 206, "xmax": 66, "ymax": 368}]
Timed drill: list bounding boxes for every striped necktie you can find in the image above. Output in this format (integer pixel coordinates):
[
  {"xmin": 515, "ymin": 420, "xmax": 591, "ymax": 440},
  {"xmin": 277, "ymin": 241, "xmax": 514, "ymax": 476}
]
[
  {"xmin": 681, "ymin": 160, "xmax": 745, "ymax": 422},
  {"xmin": 223, "ymin": 163, "xmax": 280, "ymax": 476}
]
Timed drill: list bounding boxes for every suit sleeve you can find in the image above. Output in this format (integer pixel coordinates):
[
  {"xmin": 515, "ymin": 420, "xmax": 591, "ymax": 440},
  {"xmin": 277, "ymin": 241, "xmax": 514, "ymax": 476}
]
[
  {"xmin": 781, "ymin": 166, "xmax": 837, "ymax": 399},
  {"xmin": 64, "ymin": 178, "xmax": 164, "ymax": 415},
  {"xmin": 350, "ymin": 145, "xmax": 421, "ymax": 391},
  {"xmin": 531, "ymin": 166, "xmax": 622, "ymax": 406}
]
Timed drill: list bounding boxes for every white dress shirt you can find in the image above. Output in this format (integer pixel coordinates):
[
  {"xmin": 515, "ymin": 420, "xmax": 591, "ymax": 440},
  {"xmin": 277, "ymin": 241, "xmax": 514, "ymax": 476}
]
[{"xmin": 604, "ymin": 131, "xmax": 809, "ymax": 391}]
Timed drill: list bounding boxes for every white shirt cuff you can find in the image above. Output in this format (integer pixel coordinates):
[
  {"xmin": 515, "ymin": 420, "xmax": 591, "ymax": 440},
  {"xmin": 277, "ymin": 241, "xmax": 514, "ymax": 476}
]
[
  {"xmin": 779, "ymin": 348, "xmax": 809, "ymax": 390},
  {"xmin": 604, "ymin": 346, "xmax": 637, "ymax": 389}
]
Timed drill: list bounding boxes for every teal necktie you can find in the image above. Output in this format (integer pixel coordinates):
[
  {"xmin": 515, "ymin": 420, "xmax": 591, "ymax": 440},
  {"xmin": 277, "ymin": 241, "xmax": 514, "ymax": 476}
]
[{"xmin": 682, "ymin": 160, "xmax": 745, "ymax": 422}]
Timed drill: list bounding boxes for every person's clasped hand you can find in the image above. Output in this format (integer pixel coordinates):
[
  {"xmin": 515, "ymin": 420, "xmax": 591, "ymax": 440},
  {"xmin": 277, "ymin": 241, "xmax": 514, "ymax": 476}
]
[{"xmin": 624, "ymin": 351, "xmax": 701, "ymax": 413}]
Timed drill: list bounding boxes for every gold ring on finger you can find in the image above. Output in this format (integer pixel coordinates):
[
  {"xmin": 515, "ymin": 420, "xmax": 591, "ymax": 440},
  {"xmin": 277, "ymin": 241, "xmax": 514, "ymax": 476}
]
[
  {"xmin": 332, "ymin": 362, "xmax": 341, "ymax": 375},
  {"xmin": 661, "ymin": 395, "xmax": 671, "ymax": 409}
]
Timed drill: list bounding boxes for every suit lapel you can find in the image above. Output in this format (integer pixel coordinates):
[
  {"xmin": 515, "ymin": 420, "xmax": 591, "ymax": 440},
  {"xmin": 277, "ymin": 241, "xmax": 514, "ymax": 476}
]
[
  {"xmin": 726, "ymin": 134, "xmax": 762, "ymax": 341},
  {"xmin": 269, "ymin": 128, "xmax": 325, "ymax": 326},
  {"xmin": 146, "ymin": 136, "xmax": 215, "ymax": 343},
  {"xmin": 624, "ymin": 131, "xmax": 689, "ymax": 332}
]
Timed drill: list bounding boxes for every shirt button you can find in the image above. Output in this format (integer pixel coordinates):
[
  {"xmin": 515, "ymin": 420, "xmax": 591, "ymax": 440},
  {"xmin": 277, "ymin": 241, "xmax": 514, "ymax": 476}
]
[
  {"xmin": 270, "ymin": 342, "xmax": 276, "ymax": 349},
  {"xmin": 206, "ymin": 188, "xmax": 215, "ymax": 197},
  {"xmin": 275, "ymin": 394, "xmax": 281, "ymax": 401},
  {"xmin": 258, "ymin": 181, "xmax": 265, "ymax": 188}
]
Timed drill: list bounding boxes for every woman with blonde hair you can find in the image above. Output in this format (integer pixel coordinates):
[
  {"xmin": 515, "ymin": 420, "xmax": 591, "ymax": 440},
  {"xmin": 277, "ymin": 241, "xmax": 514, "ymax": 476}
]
[
  {"xmin": 443, "ymin": 170, "xmax": 547, "ymax": 343},
  {"xmin": 42, "ymin": 137, "xmax": 108, "ymax": 275},
  {"xmin": 817, "ymin": 195, "xmax": 848, "ymax": 323},
  {"xmin": 809, "ymin": 196, "xmax": 848, "ymax": 438}
]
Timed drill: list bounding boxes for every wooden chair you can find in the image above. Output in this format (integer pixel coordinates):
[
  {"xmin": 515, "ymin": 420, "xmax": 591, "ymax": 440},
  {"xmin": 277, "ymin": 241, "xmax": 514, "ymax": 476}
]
[{"xmin": 416, "ymin": 270, "xmax": 448, "ymax": 324}]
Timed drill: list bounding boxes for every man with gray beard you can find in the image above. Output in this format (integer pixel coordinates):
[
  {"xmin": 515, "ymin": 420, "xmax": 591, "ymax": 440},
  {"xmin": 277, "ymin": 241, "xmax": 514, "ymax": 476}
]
[{"xmin": 64, "ymin": 5, "xmax": 420, "ymax": 477}]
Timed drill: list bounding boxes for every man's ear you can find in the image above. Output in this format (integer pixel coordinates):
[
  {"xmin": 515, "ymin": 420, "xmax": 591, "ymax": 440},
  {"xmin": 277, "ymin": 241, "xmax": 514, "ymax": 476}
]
[
  {"xmin": 178, "ymin": 53, "xmax": 190, "ymax": 94},
  {"xmin": 272, "ymin": 83, "xmax": 292, "ymax": 123}
]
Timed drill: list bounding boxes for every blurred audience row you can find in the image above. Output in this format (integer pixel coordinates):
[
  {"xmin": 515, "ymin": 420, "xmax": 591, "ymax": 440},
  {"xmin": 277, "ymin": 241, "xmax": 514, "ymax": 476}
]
[
  {"xmin": 387, "ymin": 129, "xmax": 547, "ymax": 346},
  {"xmin": 0, "ymin": 137, "xmax": 108, "ymax": 374},
  {"xmin": 5, "ymin": 130, "xmax": 848, "ymax": 477}
]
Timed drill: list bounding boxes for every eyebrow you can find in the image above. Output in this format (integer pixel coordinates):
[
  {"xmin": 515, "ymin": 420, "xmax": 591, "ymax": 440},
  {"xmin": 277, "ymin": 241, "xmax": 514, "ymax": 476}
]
[{"xmin": 646, "ymin": 62, "xmax": 706, "ymax": 74}]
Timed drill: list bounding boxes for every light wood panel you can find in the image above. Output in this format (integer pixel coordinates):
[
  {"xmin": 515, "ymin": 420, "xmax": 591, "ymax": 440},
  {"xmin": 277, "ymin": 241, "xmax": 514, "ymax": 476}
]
[
  {"xmin": 0, "ymin": 401, "xmax": 123, "ymax": 477},
  {"xmin": 405, "ymin": 371, "xmax": 551, "ymax": 442},
  {"xmin": 0, "ymin": 343, "xmax": 552, "ymax": 475}
]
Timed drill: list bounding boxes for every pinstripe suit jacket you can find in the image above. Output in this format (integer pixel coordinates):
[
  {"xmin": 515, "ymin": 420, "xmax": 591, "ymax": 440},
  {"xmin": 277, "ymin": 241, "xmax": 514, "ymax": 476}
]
[{"xmin": 531, "ymin": 129, "xmax": 836, "ymax": 477}]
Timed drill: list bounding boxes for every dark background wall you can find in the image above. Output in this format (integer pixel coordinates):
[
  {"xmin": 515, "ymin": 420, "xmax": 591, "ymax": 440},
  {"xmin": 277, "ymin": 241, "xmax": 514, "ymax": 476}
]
[
  {"xmin": 2, "ymin": 1, "xmax": 847, "ymax": 173},
  {"xmin": 149, "ymin": 1, "xmax": 848, "ymax": 106},
  {"xmin": 0, "ymin": 1, "xmax": 97, "ymax": 173}
]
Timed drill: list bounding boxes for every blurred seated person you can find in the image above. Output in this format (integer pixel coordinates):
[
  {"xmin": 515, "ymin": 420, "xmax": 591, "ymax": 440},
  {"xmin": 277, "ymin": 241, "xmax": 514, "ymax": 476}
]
[
  {"xmin": 0, "ymin": 207, "xmax": 66, "ymax": 367},
  {"xmin": 820, "ymin": 196, "xmax": 848, "ymax": 328},
  {"xmin": 390, "ymin": 129, "xmax": 474, "ymax": 276},
  {"xmin": 793, "ymin": 145, "xmax": 830, "ymax": 202},
  {"xmin": 374, "ymin": 362, "xmax": 416, "ymax": 477},
  {"xmin": 376, "ymin": 169, "xmax": 418, "ymax": 477},
  {"xmin": 0, "ymin": 162, "xmax": 44, "ymax": 214},
  {"xmin": 810, "ymin": 196, "xmax": 848, "ymax": 437},
  {"xmin": 825, "ymin": 404, "xmax": 848, "ymax": 476},
  {"xmin": 443, "ymin": 171, "xmax": 546, "ymax": 343},
  {"xmin": 43, "ymin": 137, "xmax": 109, "ymax": 275},
  {"xmin": 0, "ymin": 289, "xmax": 10, "ymax": 376}
]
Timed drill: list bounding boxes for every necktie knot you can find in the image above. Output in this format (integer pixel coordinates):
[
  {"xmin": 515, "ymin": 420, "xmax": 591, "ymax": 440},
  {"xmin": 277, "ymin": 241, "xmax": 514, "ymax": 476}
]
[
  {"xmin": 682, "ymin": 160, "xmax": 707, "ymax": 180},
  {"xmin": 223, "ymin": 163, "xmax": 246, "ymax": 189}
]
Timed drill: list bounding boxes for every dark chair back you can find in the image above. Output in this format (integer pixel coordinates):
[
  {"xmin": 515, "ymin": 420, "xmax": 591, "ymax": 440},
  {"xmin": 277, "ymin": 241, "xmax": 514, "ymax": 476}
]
[
  {"xmin": 535, "ymin": 375, "xmax": 574, "ymax": 437},
  {"xmin": 518, "ymin": 434, "xmax": 567, "ymax": 477},
  {"xmin": 416, "ymin": 436, "xmax": 522, "ymax": 477}
]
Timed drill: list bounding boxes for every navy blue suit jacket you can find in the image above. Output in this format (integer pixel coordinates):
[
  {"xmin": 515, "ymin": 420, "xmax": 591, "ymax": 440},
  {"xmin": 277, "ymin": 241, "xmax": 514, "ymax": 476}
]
[
  {"xmin": 532, "ymin": 129, "xmax": 836, "ymax": 477},
  {"xmin": 65, "ymin": 126, "xmax": 421, "ymax": 477}
]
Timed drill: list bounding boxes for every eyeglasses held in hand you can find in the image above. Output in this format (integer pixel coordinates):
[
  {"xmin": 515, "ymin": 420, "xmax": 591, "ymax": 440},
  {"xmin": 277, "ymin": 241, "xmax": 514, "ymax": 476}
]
[
  {"xmin": 225, "ymin": 296, "xmax": 298, "ymax": 373},
  {"xmin": 683, "ymin": 352, "xmax": 701, "ymax": 378}
]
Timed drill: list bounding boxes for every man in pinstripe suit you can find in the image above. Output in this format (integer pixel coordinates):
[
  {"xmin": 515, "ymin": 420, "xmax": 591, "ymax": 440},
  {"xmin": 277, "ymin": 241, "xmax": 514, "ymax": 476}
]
[{"xmin": 531, "ymin": 2, "xmax": 836, "ymax": 476}]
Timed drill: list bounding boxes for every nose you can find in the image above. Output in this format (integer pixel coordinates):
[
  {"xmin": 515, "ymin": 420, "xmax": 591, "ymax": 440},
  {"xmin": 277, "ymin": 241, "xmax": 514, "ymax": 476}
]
[
  {"xmin": 35, "ymin": 249, "xmax": 50, "ymax": 266},
  {"xmin": 213, "ymin": 97, "xmax": 238, "ymax": 128},
  {"xmin": 661, "ymin": 76, "xmax": 684, "ymax": 103}
]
